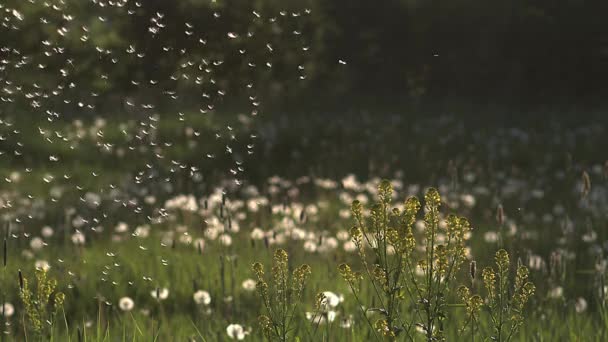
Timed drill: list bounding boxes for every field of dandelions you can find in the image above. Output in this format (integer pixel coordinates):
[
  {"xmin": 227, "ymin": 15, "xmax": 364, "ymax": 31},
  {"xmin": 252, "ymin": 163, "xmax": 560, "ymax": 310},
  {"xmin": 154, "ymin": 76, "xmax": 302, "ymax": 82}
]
[
  {"xmin": 2, "ymin": 2, "xmax": 608, "ymax": 341},
  {"xmin": 1, "ymin": 112, "xmax": 607, "ymax": 341}
]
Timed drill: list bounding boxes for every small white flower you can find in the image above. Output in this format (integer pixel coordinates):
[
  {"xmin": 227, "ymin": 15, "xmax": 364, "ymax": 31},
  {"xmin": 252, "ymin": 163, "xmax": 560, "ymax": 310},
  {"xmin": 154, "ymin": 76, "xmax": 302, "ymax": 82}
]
[
  {"xmin": 193, "ymin": 290, "xmax": 211, "ymax": 305},
  {"xmin": 119, "ymin": 297, "xmax": 135, "ymax": 312}
]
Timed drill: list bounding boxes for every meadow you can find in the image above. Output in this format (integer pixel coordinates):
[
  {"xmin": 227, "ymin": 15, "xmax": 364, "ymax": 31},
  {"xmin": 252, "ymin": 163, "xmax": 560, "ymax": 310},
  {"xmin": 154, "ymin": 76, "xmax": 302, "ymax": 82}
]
[
  {"xmin": 1, "ymin": 112, "xmax": 608, "ymax": 341},
  {"xmin": 2, "ymin": 1, "xmax": 608, "ymax": 341}
]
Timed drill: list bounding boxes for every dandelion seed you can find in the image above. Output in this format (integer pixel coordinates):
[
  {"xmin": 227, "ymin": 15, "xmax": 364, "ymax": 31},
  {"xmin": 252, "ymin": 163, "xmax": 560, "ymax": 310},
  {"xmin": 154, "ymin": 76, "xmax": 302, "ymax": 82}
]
[
  {"xmin": 12, "ymin": 10, "xmax": 24, "ymax": 21},
  {"xmin": 582, "ymin": 171, "xmax": 591, "ymax": 197},
  {"xmin": 496, "ymin": 204, "xmax": 505, "ymax": 226}
]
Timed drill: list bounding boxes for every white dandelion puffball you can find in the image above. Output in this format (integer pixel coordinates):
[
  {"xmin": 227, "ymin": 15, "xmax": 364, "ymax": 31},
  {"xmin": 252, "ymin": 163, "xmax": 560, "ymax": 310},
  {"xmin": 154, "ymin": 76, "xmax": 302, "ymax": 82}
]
[
  {"xmin": 151, "ymin": 288, "xmax": 169, "ymax": 300},
  {"xmin": 115, "ymin": 222, "xmax": 129, "ymax": 233},
  {"xmin": 303, "ymin": 240, "xmax": 317, "ymax": 253},
  {"xmin": 250, "ymin": 228, "xmax": 265, "ymax": 240},
  {"xmin": 1, "ymin": 303, "xmax": 15, "ymax": 317},
  {"xmin": 119, "ymin": 297, "xmax": 135, "ymax": 312},
  {"xmin": 226, "ymin": 323, "xmax": 248, "ymax": 340},
  {"xmin": 241, "ymin": 279, "xmax": 256, "ymax": 292},
  {"xmin": 483, "ymin": 231, "xmax": 499, "ymax": 243},
  {"xmin": 193, "ymin": 290, "xmax": 211, "ymax": 305},
  {"xmin": 575, "ymin": 297, "xmax": 588, "ymax": 313},
  {"xmin": 548, "ymin": 286, "xmax": 564, "ymax": 299},
  {"xmin": 30, "ymin": 236, "xmax": 45, "ymax": 251},
  {"xmin": 35, "ymin": 260, "xmax": 51, "ymax": 271},
  {"xmin": 219, "ymin": 234, "xmax": 232, "ymax": 246},
  {"xmin": 321, "ymin": 291, "xmax": 343, "ymax": 309},
  {"xmin": 41, "ymin": 226, "xmax": 54, "ymax": 238},
  {"xmin": 71, "ymin": 232, "xmax": 86, "ymax": 245},
  {"xmin": 343, "ymin": 241, "xmax": 357, "ymax": 253}
]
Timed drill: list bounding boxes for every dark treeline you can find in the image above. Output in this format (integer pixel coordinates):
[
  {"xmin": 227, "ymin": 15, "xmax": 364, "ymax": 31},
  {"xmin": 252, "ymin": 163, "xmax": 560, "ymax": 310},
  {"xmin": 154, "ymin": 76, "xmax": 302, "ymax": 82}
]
[{"xmin": 2, "ymin": 0, "xmax": 608, "ymax": 114}]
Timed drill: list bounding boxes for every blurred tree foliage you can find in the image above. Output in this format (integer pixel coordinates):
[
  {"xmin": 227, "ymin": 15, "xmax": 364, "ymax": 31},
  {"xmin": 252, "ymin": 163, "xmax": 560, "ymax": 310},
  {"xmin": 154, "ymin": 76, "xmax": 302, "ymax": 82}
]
[{"xmin": 2, "ymin": 0, "xmax": 608, "ymax": 111}]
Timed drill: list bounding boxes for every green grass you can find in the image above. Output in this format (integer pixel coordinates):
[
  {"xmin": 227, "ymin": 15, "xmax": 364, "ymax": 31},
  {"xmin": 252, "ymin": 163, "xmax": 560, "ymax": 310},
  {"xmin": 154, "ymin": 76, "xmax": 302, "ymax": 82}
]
[{"xmin": 1, "ymin": 112, "xmax": 607, "ymax": 340}]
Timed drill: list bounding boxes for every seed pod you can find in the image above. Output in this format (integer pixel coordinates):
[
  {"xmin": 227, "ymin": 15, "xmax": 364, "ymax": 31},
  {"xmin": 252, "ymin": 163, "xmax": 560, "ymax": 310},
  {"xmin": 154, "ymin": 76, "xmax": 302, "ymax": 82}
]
[
  {"xmin": 582, "ymin": 171, "xmax": 591, "ymax": 197},
  {"xmin": 550, "ymin": 251, "xmax": 562, "ymax": 277},
  {"xmin": 3, "ymin": 237, "xmax": 6, "ymax": 267},
  {"xmin": 496, "ymin": 204, "xmax": 505, "ymax": 226},
  {"xmin": 470, "ymin": 260, "xmax": 477, "ymax": 281},
  {"xmin": 18, "ymin": 269, "xmax": 24, "ymax": 290}
]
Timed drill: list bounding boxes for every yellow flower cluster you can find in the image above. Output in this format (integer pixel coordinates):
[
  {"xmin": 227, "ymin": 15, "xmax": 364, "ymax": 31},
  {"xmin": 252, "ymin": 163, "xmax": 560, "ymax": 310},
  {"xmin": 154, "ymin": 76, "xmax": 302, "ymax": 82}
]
[
  {"xmin": 19, "ymin": 268, "xmax": 65, "ymax": 335},
  {"xmin": 251, "ymin": 249, "xmax": 312, "ymax": 341}
]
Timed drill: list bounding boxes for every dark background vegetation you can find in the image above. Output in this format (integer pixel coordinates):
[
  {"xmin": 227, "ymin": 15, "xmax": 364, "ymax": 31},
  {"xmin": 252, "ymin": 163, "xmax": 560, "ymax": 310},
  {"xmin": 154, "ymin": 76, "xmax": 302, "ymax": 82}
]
[{"xmin": 4, "ymin": 0, "xmax": 608, "ymax": 115}]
